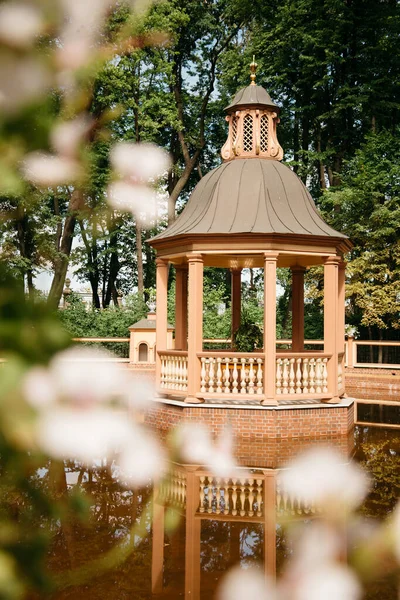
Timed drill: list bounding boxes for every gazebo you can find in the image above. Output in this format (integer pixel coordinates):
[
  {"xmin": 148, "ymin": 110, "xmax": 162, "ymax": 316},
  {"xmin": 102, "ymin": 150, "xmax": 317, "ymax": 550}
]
[{"xmin": 148, "ymin": 63, "xmax": 351, "ymax": 406}]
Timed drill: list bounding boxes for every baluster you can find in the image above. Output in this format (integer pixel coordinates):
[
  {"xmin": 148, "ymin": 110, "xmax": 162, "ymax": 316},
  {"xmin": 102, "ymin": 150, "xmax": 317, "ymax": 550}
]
[
  {"xmin": 276, "ymin": 479, "xmax": 281, "ymax": 513},
  {"xmin": 179, "ymin": 357, "xmax": 184, "ymax": 390},
  {"xmin": 207, "ymin": 476, "xmax": 213, "ymax": 513},
  {"xmin": 309, "ymin": 358, "xmax": 315, "ymax": 393},
  {"xmin": 240, "ymin": 358, "xmax": 247, "ymax": 394},
  {"xmin": 216, "ymin": 358, "xmax": 223, "ymax": 393},
  {"xmin": 289, "ymin": 358, "xmax": 295, "ymax": 393},
  {"xmin": 208, "ymin": 358, "xmax": 215, "ymax": 393},
  {"xmin": 302, "ymin": 358, "xmax": 309, "ymax": 394},
  {"xmin": 256, "ymin": 479, "xmax": 263, "ymax": 516},
  {"xmin": 224, "ymin": 358, "xmax": 230, "ymax": 393},
  {"xmin": 248, "ymin": 359, "xmax": 255, "ymax": 394},
  {"xmin": 182, "ymin": 358, "xmax": 188, "ymax": 390},
  {"xmin": 175, "ymin": 357, "xmax": 180, "ymax": 390},
  {"xmin": 276, "ymin": 358, "xmax": 282, "ymax": 394},
  {"xmin": 232, "ymin": 358, "xmax": 239, "ymax": 393},
  {"xmin": 282, "ymin": 359, "xmax": 289, "ymax": 393},
  {"xmin": 323, "ymin": 358, "xmax": 329, "ymax": 393},
  {"xmin": 160, "ymin": 356, "xmax": 166, "ymax": 388},
  {"xmin": 231, "ymin": 479, "xmax": 238, "ymax": 515},
  {"xmin": 239, "ymin": 479, "xmax": 246, "ymax": 516},
  {"xmin": 256, "ymin": 359, "xmax": 263, "ymax": 395},
  {"xmin": 223, "ymin": 478, "xmax": 230, "ymax": 514},
  {"xmin": 167, "ymin": 358, "xmax": 172, "ymax": 388},
  {"xmin": 248, "ymin": 478, "xmax": 255, "ymax": 516},
  {"xmin": 315, "ymin": 358, "xmax": 322, "ymax": 393},
  {"xmin": 295, "ymin": 358, "xmax": 302, "ymax": 394},
  {"xmin": 200, "ymin": 357, "xmax": 207, "ymax": 393},
  {"xmin": 215, "ymin": 478, "xmax": 222, "ymax": 513}
]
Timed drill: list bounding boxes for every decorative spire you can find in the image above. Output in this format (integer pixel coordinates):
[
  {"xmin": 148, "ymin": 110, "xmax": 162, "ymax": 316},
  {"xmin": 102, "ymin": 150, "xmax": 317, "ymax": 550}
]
[{"xmin": 250, "ymin": 55, "xmax": 257, "ymax": 86}]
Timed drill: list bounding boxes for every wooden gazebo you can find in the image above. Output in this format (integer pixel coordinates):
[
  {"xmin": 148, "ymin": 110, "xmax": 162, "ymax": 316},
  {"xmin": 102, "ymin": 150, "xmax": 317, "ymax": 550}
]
[{"xmin": 148, "ymin": 63, "xmax": 351, "ymax": 406}]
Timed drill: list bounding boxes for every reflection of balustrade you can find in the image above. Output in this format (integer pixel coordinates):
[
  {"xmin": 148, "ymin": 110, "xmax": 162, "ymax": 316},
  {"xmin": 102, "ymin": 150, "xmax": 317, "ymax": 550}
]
[
  {"xmin": 199, "ymin": 354, "xmax": 264, "ymax": 396},
  {"xmin": 158, "ymin": 468, "xmax": 187, "ymax": 510},
  {"xmin": 275, "ymin": 355, "xmax": 329, "ymax": 395},
  {"xmin": 276, "ymin": 474, "xmax": 321, "ymax": 517},
  {"xmin": 160, "ymin": 352, "xmax": 188, "ymax": 393},
  {"xmin": 197, "ymin": 475, "xmax": 264, "ymax": 518}
]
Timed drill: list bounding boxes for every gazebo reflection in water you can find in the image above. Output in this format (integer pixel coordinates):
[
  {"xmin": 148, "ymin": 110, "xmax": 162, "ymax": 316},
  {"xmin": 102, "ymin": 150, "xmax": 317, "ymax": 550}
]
[{"xmin": 151, "ymin": 433, "xmax": 354, "ymax": 599}]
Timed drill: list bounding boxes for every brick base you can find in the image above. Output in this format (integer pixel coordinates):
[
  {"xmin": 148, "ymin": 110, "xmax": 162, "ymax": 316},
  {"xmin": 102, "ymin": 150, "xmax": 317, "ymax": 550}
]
[{"xmin": 144, "ymin": 399, "xmax": 355, "ymax": 468}]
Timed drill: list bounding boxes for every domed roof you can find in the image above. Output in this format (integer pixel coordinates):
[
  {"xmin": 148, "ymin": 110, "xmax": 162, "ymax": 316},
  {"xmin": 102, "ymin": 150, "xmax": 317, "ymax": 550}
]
[
  {"xmin": 149, "ymin": 159, "xmax": 347, "ymax": 242},
  {"xmin": 225, "ymin": 84, "xmax": 279, "ymax": 112}
]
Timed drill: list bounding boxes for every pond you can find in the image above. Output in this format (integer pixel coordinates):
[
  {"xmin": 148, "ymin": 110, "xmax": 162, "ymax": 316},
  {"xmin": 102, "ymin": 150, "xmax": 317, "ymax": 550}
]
[{"xmin": 30, "ymin": 426, "xmax": 399, "ymax": 600}]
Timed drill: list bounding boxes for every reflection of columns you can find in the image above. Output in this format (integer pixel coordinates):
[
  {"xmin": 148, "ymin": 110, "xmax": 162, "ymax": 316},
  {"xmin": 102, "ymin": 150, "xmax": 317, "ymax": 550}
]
[
  {"xmin": 324, "ymin": 256, "xmax": 340, "ymax": 400},
  {"xmin": 186, "ymin": 254, "xmax": 204, "ymax": 402},
  {"xmin": 156, "ymin": 258, "xmax": 169, "ymax": 391},
  {"xmin": 291, "ymin": 266, "xmax": 305, "ymax": 352},
  {"xmin": 185, "ymin": 470, "xmax": 201, "ymax": 600},
  {"xmin": 263, "ymin": 471, "xmax": 277, "ymax": 581},
  {"xmin": 263, "ymin": 253, "xmax": 278, "ymax": 405},
  {"xmin": 231, "ymin": 269, "xmax": 242, "ymax": 343},
  {"xmin": 175, "ymin": 265, "xmax": 188, "ymax": 351},
  {"xmin": 151, "ymin": 499, "xmax": 165, "ymax": 594}
]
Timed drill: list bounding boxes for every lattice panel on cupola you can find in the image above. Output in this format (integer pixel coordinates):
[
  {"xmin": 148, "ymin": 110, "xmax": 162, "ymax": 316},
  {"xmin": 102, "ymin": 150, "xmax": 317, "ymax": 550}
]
[
  {"xmin": 243, "ymin": 114, "xmax": 253, "ymax": 152},
  {"xmin": 260, "ymin": 114, "xmax": 269, "ymax": 152},
  {"xmin": 231, "ymin": 116, "xmax": 237, "ymax": 142}
]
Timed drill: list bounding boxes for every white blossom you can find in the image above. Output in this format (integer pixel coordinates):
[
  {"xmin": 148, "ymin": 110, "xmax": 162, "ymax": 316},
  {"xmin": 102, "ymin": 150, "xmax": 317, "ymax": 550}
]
[
  {"xmin": 0, "ymin": 3, "xmax": 43, "ymax": 48},
  {"xmin": 49, "ymin": 347, "xmax": 126, "ymax": 406},
  {"xmin": 280, "ymin": 447, "xmax": 369, "ymax": 513},
  {"xmin": 217, "ymin": 566, "xmax": 277, "ymax": 600},
  {"xmin": 290, "ymin": 564, "xmax": 362, "ymax": 600},
  {"xmin": 22, "ymin": 367, "xmax": 56, "ymax": 410},
  {"xmin": 107, "ymin": 181, "xmax": 156, "ymax": 215},
  {"xmin": 37, "ymin": 406, "xmax": 132, "ymax": 464},
  {"xmin": 0, "ymin": 57, "xmax": 50, "ymax": 114},
  {"xmin": 118, "ymin": 428, "xmax": 165, "ymax": 486},
  {"xmin": 51, "ymin": 115, "xmax": 92, "ymax": 158},
  {"xmin": 22, "ymin": 152, "xmax": 80, "ymax": 187},
  {"xmin": 110, "ymin": 142, "xmax": 171, "ymax": 181}
]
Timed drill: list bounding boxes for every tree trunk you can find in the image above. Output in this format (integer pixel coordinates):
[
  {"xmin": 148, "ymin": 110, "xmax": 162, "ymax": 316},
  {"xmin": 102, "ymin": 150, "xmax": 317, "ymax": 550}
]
[{"xmin": 48, "ymin": 190, "xmax": 83, "ymax": 309}]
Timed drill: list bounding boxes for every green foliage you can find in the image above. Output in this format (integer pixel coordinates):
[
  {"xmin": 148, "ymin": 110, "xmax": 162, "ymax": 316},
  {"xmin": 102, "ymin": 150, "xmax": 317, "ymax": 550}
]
[{"xmin": 233, "ymin": 311, "xmax": 263, "ymax": 352}]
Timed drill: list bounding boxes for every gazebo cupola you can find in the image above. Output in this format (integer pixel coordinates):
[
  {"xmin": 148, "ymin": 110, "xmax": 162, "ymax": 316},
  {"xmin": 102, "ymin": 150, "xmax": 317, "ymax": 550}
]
[
  {"xmin": 148, "ymin": 60, "xmax": 352, "ymax": 406},
  {"xmin": 221, "ymin": 58, "xmax": 283, "ymax": 161}
]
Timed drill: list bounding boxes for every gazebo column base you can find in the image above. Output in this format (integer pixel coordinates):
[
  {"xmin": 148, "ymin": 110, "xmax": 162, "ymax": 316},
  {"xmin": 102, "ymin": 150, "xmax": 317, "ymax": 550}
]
[
  {"xmin": 261, "ymin": 398, "xmax": 278, "ymax": 406},
  {"xmin": 321, "ymin": 396, "xmax": 341, "ymax": 404},
  {"xmin": 185, "ymin": 395, "xmax": 205, "ymax": 404}
]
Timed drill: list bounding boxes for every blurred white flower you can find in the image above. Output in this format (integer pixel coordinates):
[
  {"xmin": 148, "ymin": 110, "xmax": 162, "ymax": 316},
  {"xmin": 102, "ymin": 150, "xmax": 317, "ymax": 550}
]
[
  {"xmin": 22, "ymin": 152, "xmax": 80, "ymax": 187},
  {"xmin": 123, "ymin": 376, "xmax": 154, "ymax": 411},
  {"xmin": 110, "ymin": 142, "xmax": 171, "ymax": 181},
  {"xmin": 174, "ymin": 423, "xmax": 238, "ymax": 477},
  {"xmin": 289, "ymin": 564, "xmax": 361, "ymax": 600},
  {"xmin": 107, "ymin": 181, "xmax": 156, "ymax": 215},
  {"xmin": 51, "ymin": 115, "xmax": 92, "ymax": 158},
  {"xmin": 0, "ymin": 56, "xmax": 50, "ymax": 113},
  {"xmin": 289, "ymin": 522, "xmax": 342, "ymax": 570},
  {"xmin": 0, "ymin": 3, "xmax": 43, "ymax": 48},
  {"xmin": 37, "ymin": 406, "xmax": 132, "ymax": 464},
  {"xmin": 280, "ymin": 447, "xmax": 369, "ymax": 513},
  {"xmin": 22, "ymin": 367, "xmax": 55, "ymax": 410},
  {"xmin": 50, "ymin": 347, "xmax": 126, "ymax": 406},
  {"xmin": 118, "ymin": 428, "xmax": 165, "ymax": 486},
  {"xmin": 217, "ymin": 566, "xmax": 277, "ymax": 600}
]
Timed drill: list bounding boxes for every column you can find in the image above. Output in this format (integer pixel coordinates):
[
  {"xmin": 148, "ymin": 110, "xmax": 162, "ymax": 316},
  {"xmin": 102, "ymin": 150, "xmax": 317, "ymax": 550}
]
[
  {"xmin": 338, "ymin": 260, "xmax": 346, "ymax": 394},
  {"xmin": 324, "ymin": 256, "xmax": 340, "ymax": 401},
  {"xmin": 263, "ymin": 471, "xmax": 277, "ymax": 582},
  {"xmin": 231, "ymin": 268, "xmax": 242, "ymax": 345},
  {"xmin": 151, "ymin": 498, "xmax": 165, "ymax": 594},
  {"xmin": 291, "ymin": 266, "xmax": 305, "ymax": 352},
  {"xmin": 263, "ymin": 252, "xmax": 278, "ymax": 405},
  {"xmin": 175, "ymin": 264, "xmax": 188, "ymax": 350},
  {"xmin": 185, "ymin": 470, "xmax": 201, "ymax": 600},
  {"xmin": 186, "ymin": 254, "xmax": 204, "ymax": 402},
  {"xmin": 156, "ymin": 258, "xmax": 169, "ymax": 392}
]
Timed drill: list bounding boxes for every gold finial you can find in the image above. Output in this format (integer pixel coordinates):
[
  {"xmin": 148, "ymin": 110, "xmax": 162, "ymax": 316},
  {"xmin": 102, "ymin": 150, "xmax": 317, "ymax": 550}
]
[{"xmin": 250, "ymin": 55, "xmax": 257, "ymax": 85}]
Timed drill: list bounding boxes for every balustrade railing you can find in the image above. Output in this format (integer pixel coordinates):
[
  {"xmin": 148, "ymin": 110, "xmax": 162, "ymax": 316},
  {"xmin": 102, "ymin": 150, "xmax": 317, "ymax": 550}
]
[
  {"xmin": 198, "ymin": 353, "xmax": 264, "ymax": 396},
  {"xmin": 159, "ymin": 351, "xmax": 188, "ymax": 394},
  {"xmin": 275, "ymin": 354, "xmax": 330, "ymax": 395},
  {"xmin": 197, "ymin": 475, "xmax": 264, "ymax": 518},
  {"xmin": 276, "ymin": 473, "xmax": 321, "ymax": 517},
  {"xmin": 158, "ymin": 468, "xmax": 187, "ymax": 510}
]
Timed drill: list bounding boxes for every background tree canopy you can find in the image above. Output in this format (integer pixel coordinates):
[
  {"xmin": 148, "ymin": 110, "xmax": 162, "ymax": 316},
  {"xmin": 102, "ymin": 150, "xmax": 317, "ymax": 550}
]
[{"xmin": 1, "ymin": 0, "xmax": 399, "ymax": 338}]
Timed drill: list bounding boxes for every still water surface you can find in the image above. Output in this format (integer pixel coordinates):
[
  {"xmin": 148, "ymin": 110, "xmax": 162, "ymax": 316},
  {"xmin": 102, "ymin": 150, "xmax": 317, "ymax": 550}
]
[{"xmin": 40, "ymin": 426, "xmax": 399, "ymax": 600}]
